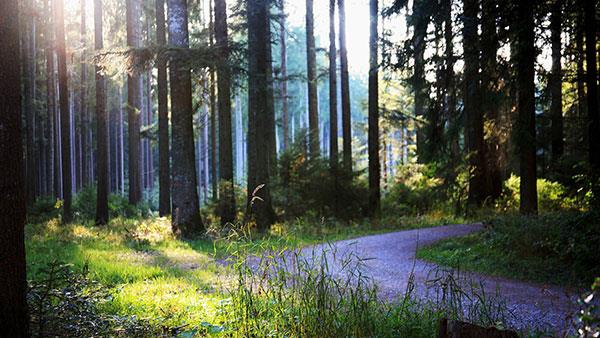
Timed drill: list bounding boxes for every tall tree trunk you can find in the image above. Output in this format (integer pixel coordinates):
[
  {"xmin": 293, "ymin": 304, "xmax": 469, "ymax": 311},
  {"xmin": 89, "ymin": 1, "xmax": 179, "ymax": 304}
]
[
  {"xmin": 80, "ymin": 0, "xmax": 90, "ymax": 188},
  {"xmin": 168, "ymin": 0, "xmax": 204, "ymax": 236},
  {"xmin": 368, "ymin": 0, "xmax": 380, "ymax": 218},
  {"xmin": 156, "ymin": 0, "xmax": 171, "ymax": 216},
  {"xmin": 306, "ymin": 0, "xmax": 320, "ymax": 157},
  {"xmin": 550, "ymin": 0, "xmax": 563, "ymax": 162},
  {"xmin": 584, "ymin": 0, "xmax": 599, "ymax": 207},
  {"xmin": 280, "ymin": 2, "xmax": 289, "ymax": 152},
  {"xmin": 126, "ymin": 0, "xmax": 142, "ymax": 204},
  {"xmin": 338, "ymin": 0, "xmax": 352, "ymax": 171},
  {"xmin": 209, "ymin": 0, "xmax": 218, "ymax": 201},
  {"xmin": 45, "ymin": 0, "xmax": 57, "ymax": 198},
  {"xmin": 94, "ymin": 0, "xmax": 108, "ymax": 225},
  {"xmin": 329, "ymin": 0, "xmax": 338, "ymax": 170},
  {"xmin": 516, "ymin": 0, "xmax": 538, "ymax": 214},
  {"xmin": 463, "ymin": 0, "xmax": 486, "ymax": 208},
  {"xmin": 481, "ymin": 0, "xmax": 501, "ymax": 199},
  {"xmin": 55, "ymin": 0, "xmax": 73, "ymax": 222},
  {"xmin": 0, "ymin": 2, "xmax": 28, "ymax": 333},
  {"xmin": 412, "ymin": 0, "xmax": 428, "ymax": 162},
  {"xmin": 443, "ymin": 0, "xmax": 459, "ymax": 167},
  {"xmin": 214, "ymin": 0, "xmax": 236, "ymax": 225},
  {"xmin": 247, "ymin": 0, "xmax": 275, "ymax": 231},
  {"xmin": 23, "ymin": 0, "xmax": 37, "ymax": 204}
]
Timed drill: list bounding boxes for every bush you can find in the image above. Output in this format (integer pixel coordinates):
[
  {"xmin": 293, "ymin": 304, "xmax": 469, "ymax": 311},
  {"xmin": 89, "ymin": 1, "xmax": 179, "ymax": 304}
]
[
  {"xmin": 72, "ymin": 185, "xmax": 153, "ymax": 221},
  {"xmin": 495, "ymin": 174, "xmax": 584, "ymax": 212}
]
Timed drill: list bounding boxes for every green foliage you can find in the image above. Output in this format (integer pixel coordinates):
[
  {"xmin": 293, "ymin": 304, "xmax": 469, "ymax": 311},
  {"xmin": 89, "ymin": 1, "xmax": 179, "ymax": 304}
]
[
  {"xmin": 495, "ymin": 174, "xmax": 586, "ymax": 212},
  {"xmin": 419, "ymin": 212, "xmax": 600, "ymax": 287},
  {"xmin": 273, "ymin": 134, "xmax": 368, "ymax": 220},
  {"xmin": 72, "ymin": 185, "xmax": 153, "ymax": 221}
]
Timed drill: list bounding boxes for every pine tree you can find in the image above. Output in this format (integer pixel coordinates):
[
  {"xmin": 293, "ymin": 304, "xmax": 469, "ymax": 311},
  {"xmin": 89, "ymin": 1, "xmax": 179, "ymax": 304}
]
[
  {"xmin": 156, "ymin": 0, "xmax": 171, "ymax": 216},
  {"xmin": 95, "ymin": 0, "xmax": 109, "ymax": 225},
  {"xmin": 368, "ymin": 0, "xmax": 381, "ymax": 218}
]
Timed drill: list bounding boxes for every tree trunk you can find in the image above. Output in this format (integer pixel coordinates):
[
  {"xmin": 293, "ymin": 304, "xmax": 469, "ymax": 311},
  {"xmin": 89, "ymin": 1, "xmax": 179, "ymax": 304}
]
[
  {"xmin": 306, "ymin": 0, "xmax": 320, "ymax": 158},
  {"xmin": 247, "ymin": 0, "xmax": 275, "ymax": 231},
  {"xmin": 338, "ymin": 0, "xmax": 352, "ymax": 172},
  {"xmin": 329, "ymin": 0, "xmax": 338, "ymax": 170},
  {"xmin": 55, "ymin": 0, "xmax": 73, "ymax": 222},
  {"xmin": 584, "ymin": 0, "xmax": 599, "ymax": 207},
  {"xmin": 94, "ymin": 0, "xmax": 108, "ymax": 224},
  {"xmin": 23, "ymin": 0, "xmax": 37, "ymax": 204},
  {"xmin": 80, "ymin": 0, "xmax": 90, "ymax": 188},
  {"xmin": 214, "ymin": 0, "xmax": 236, "ymax": 225},
  {"xmin": 156, "ymin": 0, "xmax": 171, "ymax": 216},
  {"xmin": 45, "ymin": 0, "xmax": 57, "ymax": 198},
  {"xmin": 413, "ymin": 0, "xmax": 428, "ymax": 162},
  {"xmin": 280, "ymin": 2, "xmax": 289, "ymax": 152},
  {"xmin": 209, "ymin": 1, "xmax": 218, "ymax": 202},
  {"xmin": 516, "ymin": 0, "xmax": 537, "ymax": 214},
  {"xmin": 368, "ymin": 0, "xmax": 380, "ymax": 218},
  {"xmin": 550, "ymin": 0, "xmax": 563, "ymax": 162},
  {"xmin": 126, "ymin": 0, "xmax": 142, "ymax": 205},
  {"xmin": 463, "ymin": 0, "xmax": 487, "ymax": 208},
  {"xmin": 168, "ymin": 0, "xmax": 203, "ymax": 236},
  {"xmin": 0, "ymin": 1, "xmax": 28, "ymax": 334}
]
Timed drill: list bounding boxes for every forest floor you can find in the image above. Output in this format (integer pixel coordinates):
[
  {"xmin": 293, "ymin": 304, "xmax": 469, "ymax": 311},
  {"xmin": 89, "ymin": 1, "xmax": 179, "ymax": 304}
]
[{"xmin": 295, "ymin": 223, "xmax": 578, "ymax": 334}]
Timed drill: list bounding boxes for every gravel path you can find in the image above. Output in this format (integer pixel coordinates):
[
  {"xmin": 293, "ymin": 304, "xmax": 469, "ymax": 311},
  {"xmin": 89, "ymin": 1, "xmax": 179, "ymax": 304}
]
[{"xmin": 303, "ymin": 223, "xmax": 578, "ymax": 334}]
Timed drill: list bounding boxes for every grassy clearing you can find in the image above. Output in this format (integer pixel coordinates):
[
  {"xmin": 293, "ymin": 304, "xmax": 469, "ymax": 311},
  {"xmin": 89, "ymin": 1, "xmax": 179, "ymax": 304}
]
[{"xmin": 417, "ymin": 212, "xmax": 600, "ymax": 288}]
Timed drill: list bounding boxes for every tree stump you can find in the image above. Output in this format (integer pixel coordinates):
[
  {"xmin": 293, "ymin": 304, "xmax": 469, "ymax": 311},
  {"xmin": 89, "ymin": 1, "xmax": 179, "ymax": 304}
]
[{"xmin": 437, "ymin": 318, "xmax": 519, "ymax": 338}]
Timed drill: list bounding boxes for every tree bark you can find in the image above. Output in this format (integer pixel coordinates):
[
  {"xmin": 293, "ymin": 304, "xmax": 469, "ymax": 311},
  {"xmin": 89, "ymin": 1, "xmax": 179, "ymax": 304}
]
[
  {"xmin": 329, "ymin": 0, "xmax": 338, "ymax": 170},
  {"xmin": 23, "ymin": 0, "xmax": 37, "ymax": 204},
  {"xmin": 214, "ymin": 0, "xmax": 236, "ymax": 225},
  {"xmin": 55, "ymin": 0, "xmax": 73, "ymax": 222},
  {"xmin": 413, "ymin": 0, "xmax": 428, "ymax": 162},
  {"xmin": 156, "ymin": 0, "xmax": 171, "ymax": 216},
  {"xmin": 45, "ymin": 0, "xmax": 57, "ymax": 198},
  {"xmin": 516, "ymin": 0, "xmax": 537, "ymax": 214},
  {"xmin": 0, "ymin": 1, "xmax": 28, "ymax": 334},
  {"xmin": 306, "ymin": 0, "xmax": 320, "ymax": 158},
  {"xmin": 94, "ymin": 0, "xmax": 108, "ymax": 225},
  {"xmin": 584, "ymin": 0, "xmax": 599, "ymax": 206},
  {"xmin": 368, "ymin": 0, "xmax": 380, "ymax": 218},
  {"xmin": 80, "ymin": 0, "xmax": 90, "ymax": 188},
  {"xmin": 280, "ymin": 2, "xmax": 289, "ymax": 152},
  {"xmin": 338, "ymin": 0, "xmax": 352, "ymax": 172},
  {"xmin": 126, "ymin": 0, "xmax": 142, "ymax": 205},
  {"xmin": 168, "ymin": 0, "xmax": 204, "ymax": 236},
  {"xmin": 247, "ymin": 0, "xmax": 275, "ymax": 231},
  {"xmin": 550, "ymin": 0, "xmax": 563, "ymax": 162},
  {"xmin": 463, "ymin": 0, "xmax": 487, "ymax": 208},
  {"xmin": 209, "ymin": 0, "xmax": 218, "ymax": 202}
]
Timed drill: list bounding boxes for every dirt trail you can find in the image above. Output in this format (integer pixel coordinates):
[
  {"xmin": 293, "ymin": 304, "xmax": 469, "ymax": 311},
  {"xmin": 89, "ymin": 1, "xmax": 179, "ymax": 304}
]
[{"xmin": 305, "ymin": 223, "xmax": 578, "ymax": 334}]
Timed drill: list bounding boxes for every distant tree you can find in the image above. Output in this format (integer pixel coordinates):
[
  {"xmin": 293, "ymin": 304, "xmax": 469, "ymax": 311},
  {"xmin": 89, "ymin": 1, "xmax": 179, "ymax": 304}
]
[
  {"xmin": 280, "ymin": 1, "xmax": 289, "ymax": 152},
  {"xmin": 0, "ymin": 1, "xmax": 28, "ymax": 334},
  {"xmin": 80, "ymin": 0, "xmax": 90, "ymax": 188},
  {"xmin": 306, "ymin": 0, "xmax": 320, "ymax": 157},
  {"xmin": 214, "ymin": 0, "xmax": 236, "ymax": 225},
  {"xmin": 168, "ymin": 0, "xmax": 204, "ymax": 236},
  {"xmin": 338, "ymin": 0, "xmax": 352, "ymax": 171},
  {"xmin": 44, "ymin": 0, "xmax": 58, "ymax": 198},
  {"xmin": 126, "ymin": 0, "xmax": 142, "ymax": 205},
  {"xmin": 329, "ymin": 0, "xmax": 338, "ymax": 170},
  {"xmin": 515, "ymin": 0, "xmax": 538, "ymax": 214},
  {"xmin": 55, "ymin": 0, "xmax": 73, "ymax": 222},
  {"xmin": 550, "ymin": 0, "xmax": 564, "ymax": 162},
  {"xmin": 156, "ymin": 0, "xmax": 171, "ymax": 216},
  {"xmin": 412, "ymin": 0, "xmax": 429, "ymax": 163},
  {"xmin": 247, "ymin": 0, "xmax": 276, "ymax": 231},
  {"xmin": 95, "ymin": 0, "xmax": 109, "ymax": 225},
  {"xmin": 209, "ymin": 0, "xmax": 218, "ymax": 202},
  {"xmin": 368, "ymin": 0, "xmax": 381, "ymax": 218},
  {"xmin": 584, "ymin": 0, "xmax": 599, "ymax": 206}
]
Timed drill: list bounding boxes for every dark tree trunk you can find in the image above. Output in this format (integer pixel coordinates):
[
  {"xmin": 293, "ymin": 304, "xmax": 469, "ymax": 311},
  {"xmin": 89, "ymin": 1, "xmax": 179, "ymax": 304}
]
[
  {"xmin": 94, "ymin": 0, "xmax": 108, "ymax": 225},
  {"xmin": 156, "ymin": 0, "xmax": 171, "ymax": 216},
  {"xmin": 443, "ymin": 0, "xmax": 459, "ymax": 167},
  {"xmin": 45, "ymin": 0, "xmax": 57, "ymax": 198},
  {"xmin": 0, "ymin": 1, "xmax": 28, "ymax": 334},
  {"xmin": 584, "ymin": 0, "xmax": 599, "ymax": 206},
  {"xmin": 463, "ymin": 0, "xmax": 486, "ymax": 208},
  {"xmin": 306, "ymin": 0, "xmax": 320, "ymax": 157},
  {"xmin": 209, "ymin": 0, "xmax": 218, "ymax": 202},
  {"xmin": 247, "ymin": 0, "xmax": 275, "ymax": 231},
  {"xmin": 329, "ymin": 0, "xmax": 338, "ymax": 170},
  {"xmin": 412, "ymin": 0, "xmax": 428, "ymax": 163},
  {"xmin": 214, "ymin": 0, "xmax": 236, "ymax": 225},
  {"xmin": 55, "ymin": 0, "xmax": 73, "ymax": 222},
  {"xmin": 80, "ymin": 0, "xmax": 90, "ymax": 188},
  {"xmin": 280, "ymin": 2, "xmax": 289, "ymax": 152},
  {"xmin": 550, "ymin": 0, "xmax": 563, "ymax": 162},
  {"xmin": 481, "ymin": 0, "xmax": 501, "ymax": 200},
  {"xmin": 368, "ymin": 0, "xmax": 380, "ymax": 218},
  {"xmin": 23, "ymin": 0, "xmax": 36, "ymax": 204},
  {"xmin": 338, "ymin": 0, "xmax": 352, "ymax": 172},
  {"xmin": 168, "ymin": 0, "xmax": 203, "ymax": 236},
  {"xmin": 516, "ymin": 0, "xmax": 538, "ymax": 214},
  {"xmin": 126, "ymin": 0, "xmax": 142, "ymax": 205}
]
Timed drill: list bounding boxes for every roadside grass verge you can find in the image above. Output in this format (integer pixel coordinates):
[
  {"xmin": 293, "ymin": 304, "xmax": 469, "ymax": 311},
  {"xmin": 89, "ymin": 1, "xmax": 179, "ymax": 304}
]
[{"xmin": 417, "ymin": 211, "xmax": 600, "ymax": 288}]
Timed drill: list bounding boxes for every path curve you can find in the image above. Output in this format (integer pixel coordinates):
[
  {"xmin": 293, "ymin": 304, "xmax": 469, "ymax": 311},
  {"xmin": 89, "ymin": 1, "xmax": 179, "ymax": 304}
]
[{"xmin": 303, "ymin": 223, "xmax": 577, "ymax": 334}]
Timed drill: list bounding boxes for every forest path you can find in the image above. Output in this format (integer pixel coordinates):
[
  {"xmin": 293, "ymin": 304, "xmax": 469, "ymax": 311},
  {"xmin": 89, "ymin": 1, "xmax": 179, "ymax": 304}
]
[{"xmin": 304, "ymin": 223, "xmax": 577, "ymax": 334}]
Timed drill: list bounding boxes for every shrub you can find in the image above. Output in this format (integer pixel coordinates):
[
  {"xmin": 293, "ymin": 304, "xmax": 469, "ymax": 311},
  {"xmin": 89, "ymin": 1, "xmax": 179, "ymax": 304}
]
[{"xmin": 72, "ymin": 185, "xmax": 153, "ymax": 221}]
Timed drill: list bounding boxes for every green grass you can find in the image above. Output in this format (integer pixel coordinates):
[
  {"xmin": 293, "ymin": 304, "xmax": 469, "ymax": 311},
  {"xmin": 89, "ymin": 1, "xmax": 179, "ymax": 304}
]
[{"xmin": 417, "ymin": 212, "xmax": 600, "ymax": 288}]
